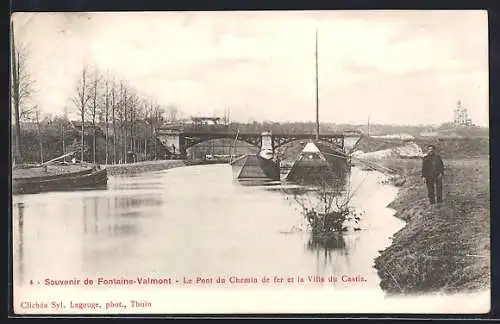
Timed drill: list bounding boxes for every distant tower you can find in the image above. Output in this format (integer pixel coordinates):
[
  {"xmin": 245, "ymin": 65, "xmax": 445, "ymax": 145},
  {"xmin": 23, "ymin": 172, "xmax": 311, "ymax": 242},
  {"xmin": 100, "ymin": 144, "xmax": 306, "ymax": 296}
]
[
  {"xmin": 453, "ymin": 101, "xmax": 461, "ymax": 126},
  {"xmin": 454, "ymin": 100, "xmax": 471, "ymax": 126},
  {"xmin": 460, "ymin": 102, "xmax": 468, "ymax": 125}
]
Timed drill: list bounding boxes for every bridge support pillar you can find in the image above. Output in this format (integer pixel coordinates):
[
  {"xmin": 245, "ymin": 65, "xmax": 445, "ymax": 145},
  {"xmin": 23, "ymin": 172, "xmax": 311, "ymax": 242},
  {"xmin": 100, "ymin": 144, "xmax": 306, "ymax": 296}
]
[
  {"xmin": 156, "ymin": 128, "xmax": 186, "ymax": 159},
  {"xmin": 261, "ymin": 131, "xmax": 274, "ymax": 153}
]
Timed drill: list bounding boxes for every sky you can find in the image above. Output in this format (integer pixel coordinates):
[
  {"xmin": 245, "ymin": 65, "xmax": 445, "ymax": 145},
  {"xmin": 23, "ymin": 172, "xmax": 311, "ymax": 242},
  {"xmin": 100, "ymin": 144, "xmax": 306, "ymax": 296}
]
[{"xmin": 12, "ymin": 10, "xmax": 489, "ymax": 126}]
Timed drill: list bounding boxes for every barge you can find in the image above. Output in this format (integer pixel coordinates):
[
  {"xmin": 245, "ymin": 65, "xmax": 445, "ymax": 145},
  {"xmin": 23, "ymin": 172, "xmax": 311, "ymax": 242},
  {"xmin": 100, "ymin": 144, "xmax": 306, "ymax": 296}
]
[{"xmin": 12, "ymin": 161, "xmax": 108, "ymax": 195}]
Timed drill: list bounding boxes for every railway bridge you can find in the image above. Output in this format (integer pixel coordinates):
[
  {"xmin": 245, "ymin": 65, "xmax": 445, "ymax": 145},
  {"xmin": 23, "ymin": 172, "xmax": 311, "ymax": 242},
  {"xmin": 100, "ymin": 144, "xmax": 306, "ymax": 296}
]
[{"xmin": 155, "ymin": 126, "xmax": 359, "ymax": 158}]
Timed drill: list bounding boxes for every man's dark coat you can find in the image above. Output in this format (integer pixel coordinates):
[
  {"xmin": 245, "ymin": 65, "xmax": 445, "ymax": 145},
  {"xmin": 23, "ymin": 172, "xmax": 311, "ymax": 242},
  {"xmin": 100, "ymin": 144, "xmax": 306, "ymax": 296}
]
[{"xmin": 422, "ymin": 152, "xmax": 444, "ymax": 179}]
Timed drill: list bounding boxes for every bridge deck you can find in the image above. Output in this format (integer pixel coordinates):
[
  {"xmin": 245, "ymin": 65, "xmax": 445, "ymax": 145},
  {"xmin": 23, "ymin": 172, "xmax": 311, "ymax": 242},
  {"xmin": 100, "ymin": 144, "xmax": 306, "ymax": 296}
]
[
  {"xmin": 164, "ymin": 131, "xmax": 347, "ymax": 138},
  {"xmin": 155, "ymin": 129, "xmax": 357, "ymax": 154}
]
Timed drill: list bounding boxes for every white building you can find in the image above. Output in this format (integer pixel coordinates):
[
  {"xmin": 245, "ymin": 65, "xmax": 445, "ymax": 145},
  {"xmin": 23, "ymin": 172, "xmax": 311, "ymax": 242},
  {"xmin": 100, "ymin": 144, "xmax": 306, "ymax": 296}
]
[{"xmin": 454, "ymin": 101, "xmax": 473, "ymax": 126}]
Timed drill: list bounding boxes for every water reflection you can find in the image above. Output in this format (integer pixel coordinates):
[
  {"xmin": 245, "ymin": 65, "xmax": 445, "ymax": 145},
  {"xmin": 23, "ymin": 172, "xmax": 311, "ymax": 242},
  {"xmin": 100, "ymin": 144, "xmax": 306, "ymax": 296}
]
[
  {"xmin": 114, "ymin": 196, "xmax": 164, "ymax": 210},
  {"xmin": 107, "ymin": 198, "xmax": 111, "ymax": 232},
  {"xmin": 93, "ymin": 197, "xmax": 98, "ymax": 233},
  {"xmin": 287, "ymin": 168, "xmax": 348, "ymax": 188},
  {"xmin": 307, "ymin": 234, "xmax": 347, "ymax": 251},
  {"xmin": 305, "ymin": 233, "xmax": 362, "ymax": 275},
  {"xmin": 12, "ymin": 164, "xmax": 402, "ymax": 290},
  {"xmin": 15, "ymin": 202, "xmax": 25, "ymax": 285},
  {"xmin": 83, "ymin": 200, "xmax": 88, "ymax": 233},
  {"xmin": 234, "ymin": 179, "xmax": 282, "ymax": 187},
  {"xmin": 242, "ymin": 168, "xmax": 376, "ymax": 272},
  {"xmin": 81, "ymin": 195, "xmax": 152, "ymax": 235}
]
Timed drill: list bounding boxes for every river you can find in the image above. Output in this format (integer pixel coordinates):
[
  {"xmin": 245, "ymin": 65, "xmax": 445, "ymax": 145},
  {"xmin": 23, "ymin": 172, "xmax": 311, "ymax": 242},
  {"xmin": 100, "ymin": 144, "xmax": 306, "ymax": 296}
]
[
  {"xmin": 12, "ymin": 163, "xmax": 409, "ymax": 313},
  {"xmin": 12, "ymin": 163, "xmax": 404, "ymax": 286}
]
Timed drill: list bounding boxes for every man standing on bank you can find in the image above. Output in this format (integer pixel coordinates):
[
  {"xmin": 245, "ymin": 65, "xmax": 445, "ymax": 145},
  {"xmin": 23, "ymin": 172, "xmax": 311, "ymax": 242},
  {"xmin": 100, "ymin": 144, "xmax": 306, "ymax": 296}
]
[{"xmin": 422, "ymin": 144, "xmax": 444, "ymax": 204}]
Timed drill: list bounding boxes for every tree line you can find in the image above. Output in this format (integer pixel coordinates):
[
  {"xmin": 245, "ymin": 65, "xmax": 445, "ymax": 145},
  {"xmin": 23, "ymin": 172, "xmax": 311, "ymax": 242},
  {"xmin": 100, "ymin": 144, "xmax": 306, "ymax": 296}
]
[
  {"xmin": 12, "ymin": 55, "xmax": 180, "ymax": 165},
  {"xmin": 11, "ymin": 34, "xmax": 488, "ymax": 165},
  {"xmin": 71, "ymin": 65, "xmax": 181, "ymax": 164}
]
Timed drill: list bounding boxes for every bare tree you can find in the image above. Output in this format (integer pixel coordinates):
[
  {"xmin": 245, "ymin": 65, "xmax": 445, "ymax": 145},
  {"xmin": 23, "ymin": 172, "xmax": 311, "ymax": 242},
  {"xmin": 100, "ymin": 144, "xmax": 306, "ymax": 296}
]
[
  {"xmin": 119, "ymin": 81, "xmax": 129, "ymax": 163},
  {"xmin": 128, "ymin": 93, "xmax": 139, "ymax": 155},
  {"xmin": 34, "ymin": 106, "xmax": 43, "ymax": 163},
  {"xmin": 16, "ymin": 46, "xmax": 36, "ymax": 122},
  {"xmin": 152, "ymin": 105, "xmax": 164, "ymax": 160},
  {"xmin": 102, "ymin": 76, "xmax": 110, "ymax": 164},
  {"xmin": 72, "ymin": 65, "xmax": 92, "ymax": 162},
  {"xmin": 11, "ymin": 21, "xmax": 37, "ymax": 163},
  {"xmin": 143, "ymin": 100, "xmax": 151, "ymax": 157},
  {"xmin": 89, "ymin": 69, "xmax": 101, "ymax": 164},
  {"xmin": 135, "ymin": 99, "xmax": 147, "ymax": 157},
  {"xmin": 115, "ymin": 84, "xmax": 124, "ymax": 163},
  {"xmin": 144, "ymin": 100, "xmax": 158, "ymax": 159},
  {"xmin": 111, "ymin": 80, "xmax": 117, "ymax": 164},
  {"xmin": 66, "ymin": 66, "xmax": 185, "ymax": 164},
  {"xmin": 123, "ymin": 84, "xmax": 129, "ymax": 163},
  {"xmin": 11, "ymin": 21, "xmax": 21, "ymax": 164},
  {"xmin": 132, "ymin": 94, "xmax": 146, "ymax": 158}
]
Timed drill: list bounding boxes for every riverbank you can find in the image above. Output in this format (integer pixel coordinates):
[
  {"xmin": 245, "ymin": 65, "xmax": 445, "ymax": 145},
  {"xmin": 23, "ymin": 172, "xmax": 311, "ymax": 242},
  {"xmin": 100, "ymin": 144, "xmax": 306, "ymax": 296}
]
[
  {"xmin": 354, "ymin": 136, "xmax": 489, "ymax": 159},
  {"xmin": 104, "ymin": 160, "xmax": 187, "ymax": 176},
  {"xmin": 373, "ymin": 157, "xmax": 490, "ymax": 295}
]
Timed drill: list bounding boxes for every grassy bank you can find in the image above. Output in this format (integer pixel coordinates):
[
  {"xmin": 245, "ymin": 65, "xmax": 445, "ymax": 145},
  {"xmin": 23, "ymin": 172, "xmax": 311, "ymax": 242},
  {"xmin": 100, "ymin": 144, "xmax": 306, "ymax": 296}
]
[
  {"xmin": 105, "ymin": 160, "xmax": 187, "ymax": 176},
  {"xmin": 355, "ymin": 136, "xmax": 489, "ymax": 158},
  {"xmin": 373, "ymin": 157, "xmax": 490, "ymax": 295}
]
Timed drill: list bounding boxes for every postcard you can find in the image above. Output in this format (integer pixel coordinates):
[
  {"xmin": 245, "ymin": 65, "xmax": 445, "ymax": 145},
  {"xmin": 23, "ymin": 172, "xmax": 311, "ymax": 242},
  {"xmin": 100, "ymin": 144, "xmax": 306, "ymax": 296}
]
[{"xmin": 11, "ymin": 10, "xmax": 490, "ymax": 315}]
